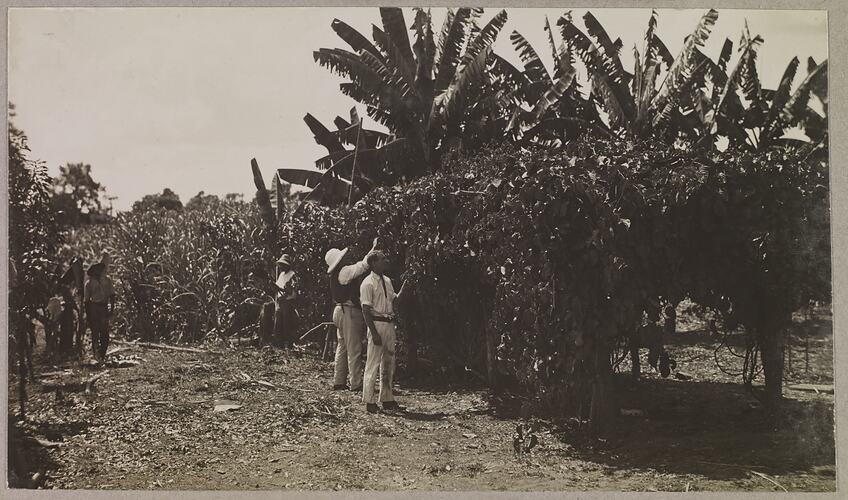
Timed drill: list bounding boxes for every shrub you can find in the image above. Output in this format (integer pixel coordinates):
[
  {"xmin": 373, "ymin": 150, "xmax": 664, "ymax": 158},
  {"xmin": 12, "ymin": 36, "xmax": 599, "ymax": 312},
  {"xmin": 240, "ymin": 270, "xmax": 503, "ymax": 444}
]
[{"xmin": 62, "ymin": 200, "xmax": 268, "ymax": 342}]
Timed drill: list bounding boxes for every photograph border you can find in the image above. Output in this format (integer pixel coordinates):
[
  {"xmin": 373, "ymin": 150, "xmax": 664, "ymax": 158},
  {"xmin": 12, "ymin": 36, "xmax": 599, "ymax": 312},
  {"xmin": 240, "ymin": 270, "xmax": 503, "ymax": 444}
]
[{"xmin": 1, "ymin": 0, "xmax": 844, "ymax": 498}]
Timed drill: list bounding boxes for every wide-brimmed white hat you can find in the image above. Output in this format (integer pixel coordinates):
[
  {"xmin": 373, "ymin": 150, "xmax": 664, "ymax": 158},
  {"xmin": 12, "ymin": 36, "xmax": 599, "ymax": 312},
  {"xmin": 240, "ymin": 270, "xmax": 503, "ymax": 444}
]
[
  {"xmin": 276, "ymin": 254, "xmax": 292, "ymax": 266},
  {"xmin": 325, "ymin": 247, "xmax": 349, "ymax": 274}
]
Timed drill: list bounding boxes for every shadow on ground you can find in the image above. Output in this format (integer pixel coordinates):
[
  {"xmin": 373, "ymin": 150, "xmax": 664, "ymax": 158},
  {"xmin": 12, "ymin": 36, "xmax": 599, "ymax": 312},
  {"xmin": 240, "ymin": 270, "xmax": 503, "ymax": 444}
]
[{"xmin": 547, "ymin": 376, "xmax": 835, "ymax": 481}]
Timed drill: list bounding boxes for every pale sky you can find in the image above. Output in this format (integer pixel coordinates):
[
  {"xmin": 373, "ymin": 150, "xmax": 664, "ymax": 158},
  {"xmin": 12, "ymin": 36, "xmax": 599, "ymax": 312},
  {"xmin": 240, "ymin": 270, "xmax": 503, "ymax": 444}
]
[{"xmin": 8, "ymin": 8, "xmax": 827, "ymax": 211}]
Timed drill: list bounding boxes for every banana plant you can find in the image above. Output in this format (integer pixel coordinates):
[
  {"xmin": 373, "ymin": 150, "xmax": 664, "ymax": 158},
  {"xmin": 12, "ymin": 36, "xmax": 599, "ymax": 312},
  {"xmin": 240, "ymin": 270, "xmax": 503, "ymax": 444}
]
[
  {"xmin": 314, "ymin": 7, "xmax": 508, "ymax": 174},
  {"xmin": 557, "ymin": 9, "xmax": 719, "ymax": 141},
  {"xmin": 287, "ymin": 107, "xmax": 413, "ymax": 208},
  {"xmin": 750, "ymin": 56, "xmax": 828, "ymax": 150},
  {"xmin": 695, "ymin": 23, "xmax": 828, "ymax": 151},
  {"xmin": 494, "ymin": 14, "xmax": 608, "ymax": 147}
]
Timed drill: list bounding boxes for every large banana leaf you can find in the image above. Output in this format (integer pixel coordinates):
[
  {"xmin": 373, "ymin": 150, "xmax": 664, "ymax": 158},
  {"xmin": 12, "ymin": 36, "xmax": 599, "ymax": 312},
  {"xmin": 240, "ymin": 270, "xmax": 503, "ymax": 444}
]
[
  {"xmin": 334, "ymin": 115, "xmax": 351, "ymax": 130},
  {"xmin": 544, "ymin": 16, "xmax": 563, "ymax": 78},
  {"xmin": 433, "ymin": 8, "xmax": 455, "ymax": 72},
  {"xmin": 760, "ymin": 57, "xmax": 800, "ymax": 145},
  {"xmin": 632, "ymin": 11, "xmax": 671, "ymax": 132},
  {"xmin": 492, "ymin": 54, "xmax": 529, "ymax": 91},
  {"xmin": 309, "ymin": 113, "xmax": 397, "ymax": 163},
  {"xmin": 313, "ymin": 48, "xmax": 378, "ymax": 85},
  {"xmin": 511, "ymin": 30, "xmax": 551, "ymax": 84},
  {"xmin": 529, "ymin": 66, "xmax": 577, "ymax": 128},
  {"xmin": 583, "ymin": 12, "xmax": 632, "ymax": 87},
  {"xmin": 435, "ymin": 8, "xmax": 474, "ymax": 92},
  {"xmin": 559, "ymin": 16, "xmax": 634, "ymax": 130},
  {"xmin": 706, "ymin": 38, "xmax": 734, "ymax": 108},
  {"xmin": 510, "ymin": 78, "xmax": 579, "ymax": 141},
  {"xmin": 412, "ymin": 8, "xmax": 437, "ymax": 91},
  {"xmin": 643, "ymin": 10, "xmax": 673, "ymax": 70},
  {"xmin": 314, "ymin": 150, "xmax": 352, "ymax": 172},
  {"xmin": 276, "ymin": 168, "xmax": 325, "ymax": 189},
  {"xmin": 800, "ymin": 108, "xmax": 827, "ymax": 143},
  {"xmin": 372, "ymin": 26, "xmax": 417, "ymax": 96},
  {"xmin": 338, "ymin": 83, "xmax": 393, "ymax": 128},
  {"xmin": 435, "ymin": 47, "xmax": 492, "ymax": 124},
  {"xmin": 807, "ymin": 57, "xmax": 828, "ymax": 114},
  {"xmin": 331, "ymin": 19, "xmax": 383, "ymax": 60},
  {"xmin": 651, "ymin": 9, "xmax": 718, "ymax": 130},
  {"xmin": 738, "ymin": 25, "xmax": 764, "ymax": 106},
  {"xmin": 436, "ymin": 11, "xmax": 509, "ymax": 126},
  {"xmin": 461, "ymin": 10, "xmax": 508, "ymax": 72},
  {"xmin": 710, "ymin": 32, "xmax": 760, "ymax": 128},
  {"xmin": 782, "ymin": 59, "xmax": 827, "ymax": 130},
  {"xmin": 358, "ymin": 48, "xmax": 406, "ymax": 97},
  {"xmin": 303, "ymin": 113, "xmax": 345, "ymax": 153},
  {"xmin": 379, "ymin": 8, "xmax": 414, "ymax": 66}
]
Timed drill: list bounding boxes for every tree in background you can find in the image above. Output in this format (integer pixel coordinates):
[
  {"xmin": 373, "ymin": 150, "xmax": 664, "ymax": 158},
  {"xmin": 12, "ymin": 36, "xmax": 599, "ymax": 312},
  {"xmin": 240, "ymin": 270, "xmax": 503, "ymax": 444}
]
[
  {"xmin": 51, "ymin": 163, "xmax": 108, "ymax": 227},
  {"xmin": 186, "ymin": 191, "xmax": 222, "ymax": 211},
  {"xmin": 132, "ymin": 188, "xmax": 183, "ymax": 212},
  {"xmin": 186, "ymin": 191, "xmax": 250, "ymax": 211}
]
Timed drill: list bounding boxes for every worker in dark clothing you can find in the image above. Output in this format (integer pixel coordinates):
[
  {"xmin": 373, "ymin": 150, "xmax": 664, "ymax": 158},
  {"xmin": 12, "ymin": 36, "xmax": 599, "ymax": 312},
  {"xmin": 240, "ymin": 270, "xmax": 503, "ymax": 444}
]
[{"xmin": 326, "ymin": 238, "xmax": 378, "ymax": 391}]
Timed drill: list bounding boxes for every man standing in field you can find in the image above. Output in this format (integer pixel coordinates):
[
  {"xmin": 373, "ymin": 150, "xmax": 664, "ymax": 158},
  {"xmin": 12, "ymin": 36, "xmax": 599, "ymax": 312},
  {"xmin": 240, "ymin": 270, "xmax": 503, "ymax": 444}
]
[
  {"xmin": 360, "ymin": 250, "xmax": 405, "ymax": 413},
  {"xmin": 326, "ymin": 238, "xmax": 378, "ymax": 391},
  {"xmin": 274, "ymin": 254, "xmax": 299, "ymax": 349},
  {"xmin": 83, "ymin": 254, "xmax": 115, "ymax": 362}
]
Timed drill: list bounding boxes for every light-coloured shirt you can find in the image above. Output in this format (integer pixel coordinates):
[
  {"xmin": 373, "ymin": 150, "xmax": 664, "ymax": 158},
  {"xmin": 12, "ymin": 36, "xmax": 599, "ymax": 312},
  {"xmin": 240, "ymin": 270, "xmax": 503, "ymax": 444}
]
[
  {"xmin": 84, "ymin": 275, "xmax": 114, "ymax": 304},
  {"xmin": 276, "ymin": 270, "xmax": 297, "ymax": 300},
  {"xmin": 359, "ymin": 271, "xmax": 397, "ymax": 316},
  {"xmin": 338, "ymin": 256, "xmax": 369, "ymax": 285}
]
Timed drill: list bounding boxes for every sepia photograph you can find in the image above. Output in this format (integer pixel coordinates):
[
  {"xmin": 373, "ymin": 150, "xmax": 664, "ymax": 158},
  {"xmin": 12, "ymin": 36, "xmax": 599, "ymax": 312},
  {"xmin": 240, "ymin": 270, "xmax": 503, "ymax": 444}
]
[{"xmin": 5, "ymin": 3, "xmax": 836, "ymax": 494}]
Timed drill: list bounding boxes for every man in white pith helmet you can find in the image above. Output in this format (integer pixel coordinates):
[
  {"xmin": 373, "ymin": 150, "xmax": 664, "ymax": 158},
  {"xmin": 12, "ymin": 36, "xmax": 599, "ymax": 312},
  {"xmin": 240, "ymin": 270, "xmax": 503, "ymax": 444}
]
[{"xmin": 326, "ymin": 237, "xmax": 378, "ymax": 392}]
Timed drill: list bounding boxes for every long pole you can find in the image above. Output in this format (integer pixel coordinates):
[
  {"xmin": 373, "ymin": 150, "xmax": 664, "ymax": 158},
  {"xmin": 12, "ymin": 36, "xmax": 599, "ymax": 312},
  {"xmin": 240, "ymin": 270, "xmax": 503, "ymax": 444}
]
[{"xmin": 348, "ymin": 116, "xmax": 364, "ymax": 207}]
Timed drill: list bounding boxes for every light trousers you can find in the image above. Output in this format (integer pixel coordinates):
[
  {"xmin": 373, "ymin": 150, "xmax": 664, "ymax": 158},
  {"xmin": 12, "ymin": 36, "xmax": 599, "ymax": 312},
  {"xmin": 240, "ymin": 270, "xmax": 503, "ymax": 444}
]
[
  {"xmin": 332, "ymin": 305, "xmax": 365, "ymax": 389},
  {"xmin": 362, "ymin": 322, "xmax": 396, "ymax": 404}
]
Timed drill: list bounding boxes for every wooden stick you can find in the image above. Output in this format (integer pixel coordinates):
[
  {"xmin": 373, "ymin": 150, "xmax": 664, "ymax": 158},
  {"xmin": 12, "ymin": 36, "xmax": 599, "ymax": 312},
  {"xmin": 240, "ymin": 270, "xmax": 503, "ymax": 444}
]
[
  {"xmin": 113, "ymin": 339, "xmax": 221, "ymax": 355},
  {"xmin": 786, "ymin": 332, "xmax": 792, "ymax": 375},
  {"xmin": 299, "ymin": 322, "xmax": 334, "ymax": 342},
  {"xmin": 105, "ymin": 346, "xmax": 131, "ymax": 357},
  {"xmin": 143, "ymin": 398, "xmax": 212, "ymax": 406},
  {"xmin": 686, "ymin": 460, "xmax": 768, "ymax": 470},
  {"xmin": 348, "ymin": 116, "xmax": 363, "ymax": 206},
  {"xmin": 322, "ymin": 329, "xmax": 332, "ymax": 360},
  {"xmin": 751, "ymin": 471, "xmax": 788, "ymax": 492}
]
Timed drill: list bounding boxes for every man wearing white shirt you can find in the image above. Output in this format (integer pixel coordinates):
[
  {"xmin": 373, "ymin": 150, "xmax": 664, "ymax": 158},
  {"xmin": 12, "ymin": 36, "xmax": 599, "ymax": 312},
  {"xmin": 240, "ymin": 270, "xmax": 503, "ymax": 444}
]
[
  {"xmin": 326, "ymin": 238, "xmax": 378, "ymax": 391},
  {"xmin": 360, "ymin": 250, "xmax": 406, "ymax": 413},
  {"xmin": 274, "ymin": 254, "xmax": 298, "ymax": 348}
]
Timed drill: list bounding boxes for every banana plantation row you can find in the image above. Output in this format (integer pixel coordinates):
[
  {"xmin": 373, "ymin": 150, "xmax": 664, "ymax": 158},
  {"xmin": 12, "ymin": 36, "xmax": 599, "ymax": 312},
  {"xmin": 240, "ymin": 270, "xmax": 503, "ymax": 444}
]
[{"xmin": 287, "ymin": 7, "xmax": 826, "ymax": 203}]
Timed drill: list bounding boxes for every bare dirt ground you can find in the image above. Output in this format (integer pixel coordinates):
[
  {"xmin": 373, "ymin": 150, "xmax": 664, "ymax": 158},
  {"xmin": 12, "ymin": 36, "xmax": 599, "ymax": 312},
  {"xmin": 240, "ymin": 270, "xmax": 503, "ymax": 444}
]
[{"xmin": 8, "ymin": 311, "xmax": 835, "ymax": 492}]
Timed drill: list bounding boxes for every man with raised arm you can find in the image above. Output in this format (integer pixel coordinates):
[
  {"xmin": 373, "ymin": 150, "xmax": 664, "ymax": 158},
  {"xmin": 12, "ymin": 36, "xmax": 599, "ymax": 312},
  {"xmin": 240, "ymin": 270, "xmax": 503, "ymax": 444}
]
[{"xmin": 325, "ymin": 237, "xmax": 378, "ymax": 392}]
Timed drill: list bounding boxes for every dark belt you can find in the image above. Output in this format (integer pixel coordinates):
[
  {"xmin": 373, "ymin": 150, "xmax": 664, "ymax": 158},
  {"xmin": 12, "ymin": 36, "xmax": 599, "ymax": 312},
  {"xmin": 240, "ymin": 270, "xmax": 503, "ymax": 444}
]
[{"xmin": 372, "ymin": 315, "xmax": 395, "ymax": 323}]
